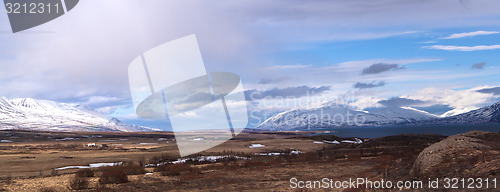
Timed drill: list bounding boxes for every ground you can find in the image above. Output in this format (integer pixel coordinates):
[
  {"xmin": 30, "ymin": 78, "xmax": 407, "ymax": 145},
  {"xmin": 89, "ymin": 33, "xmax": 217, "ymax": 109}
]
[{"xmin": 0, "ymin": 129, "xmax": 498, "ymax": 191}]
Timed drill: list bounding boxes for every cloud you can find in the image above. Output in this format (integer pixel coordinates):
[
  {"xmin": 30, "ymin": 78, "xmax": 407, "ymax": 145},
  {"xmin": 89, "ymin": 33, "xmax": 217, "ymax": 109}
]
[
  {"xmin": 402, "ymin": 87, "xmax": 497, "ymax": 114},
  {"xmin": 245, "ymin": 85, "xmax": 330, "ymax": 100},
  {"xmin": 418, "ymin": 40, "xmax": 438, "ymax": 44},
  {"xmin": 236, "ymin": 0, "xmax": 500, "ymax": 43},
  {"xmin": 265, "ymin": 64, "xmax": 311, "ymax": 70},
  {"xmin": 353, "ymin": 81, "xmax": 386, "ymax": 89},
  {"xmin": 82, "ymin": 96, "xmax": 132, "ymax": 114},
  {"xmin": 0, "ymin": 0, "xmax": 266, "ymax": 104},
  {"xmin": 3, "ymin": 0, "xmax": 500, "ymax": 129},
  {"xmin": 348, "ymin": 96, "xmax": 384, "ymax": 110},
  {"xmin": 361, "ymin": 63, "xmax": 405, "ymax": 75},
  {"xmin": 258, "ymin": 77, "xmax": 291, "ymax": 84},
  {"xmin": 424, "ymin": 45, "xmax": 500, "ymax": 51},
  {"xmin": 333, "ymin": 58, "xmax": 440, "ymax": 72},
  {"xmin": 476, "ymin": 87, "xmax": 500, "ymax": 95},
  {"xmin": 471, "ymin": 62, "xmax": 486, "ymax": 69},
  {"xmin": 378, "ymin": 97, "xmax": 426, "ymax": 107},
  {"xmin": 85, "ymin": 96, "xmax": 127, "ymax": 107},
  {"xmin": 442, "ymin": 31, "xmax": 499, "ymax": 39}
]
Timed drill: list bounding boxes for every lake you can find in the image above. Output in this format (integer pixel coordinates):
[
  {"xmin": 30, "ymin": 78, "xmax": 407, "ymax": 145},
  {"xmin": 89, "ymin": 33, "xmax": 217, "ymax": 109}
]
[{"xmin": 308, "ymin": 124, "xmax": 500, "ymax": 138}]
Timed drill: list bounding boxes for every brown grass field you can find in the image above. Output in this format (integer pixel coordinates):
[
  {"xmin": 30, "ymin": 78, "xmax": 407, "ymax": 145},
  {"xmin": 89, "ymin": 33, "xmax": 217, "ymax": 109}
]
[{"xmin": 0, "ymin": 129, "xmax": 498, "ymax": 191}]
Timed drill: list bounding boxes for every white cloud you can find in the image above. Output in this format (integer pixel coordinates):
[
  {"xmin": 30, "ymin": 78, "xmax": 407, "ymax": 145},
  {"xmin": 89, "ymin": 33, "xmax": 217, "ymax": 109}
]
[
  {"xmin": 418, "ymin": 40, "xmax": 438, "ymax": 44},
  {"xmin": 2, "ymin": 0, "xmax": 500, "ymax": 122},
  {"xmin": 442, "ymin": 31, "xmax": 499, "ymax": 39},
  {"xmin": 348, "ymin": 96, "xmax": 384, "ymax": 110},
  {"xmin": 424, "ymin": 45, "xmax": 500, "ymax": 51},
  {"xmin": 85, "ymin": 96, "xmax": 124, "ymax": 106},
  {"xmin": 401, "ymin": 86, "xmax": 498, "ymax": 115},
  {"xmin": 265, "ymin": 64, "xmax": 312, "ymax": 70},
  {"xmin": 95, "ymin": 106, "xmax": 118, "ymax": 114}
]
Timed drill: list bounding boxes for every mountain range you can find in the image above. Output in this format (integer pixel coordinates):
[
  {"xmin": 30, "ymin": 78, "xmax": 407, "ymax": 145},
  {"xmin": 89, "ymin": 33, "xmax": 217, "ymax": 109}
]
[
  {"xmin": 256, "ymin": 101, "xmax": 500, "ymax": 131},
  {"xmin": 0, "ymin": 97, "xmax": 160, "ymax": 132},
  {"xmin": 1, "ymin": 97, "xmax": 498, "ymax": 132},
  {"xmin": 420, "ymin": 101, "xmax": 500, "ymax": 125}
]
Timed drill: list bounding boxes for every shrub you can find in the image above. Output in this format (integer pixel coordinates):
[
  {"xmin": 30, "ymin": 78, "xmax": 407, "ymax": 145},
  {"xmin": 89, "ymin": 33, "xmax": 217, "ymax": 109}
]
[
  {"xmin": 39, "ymin": 187, "xmax": 60, "ymax": 192},
  {"xmin": 50, "ymin": 170, "xmax": 58, "ymax": 176},
  {"xmin": 99, "ymin": 166, "xmax": 128, "ymax": 184},
  {"xmin": 75, "ymin": 169, "xmax": 94, "ymax": 177},
  {"xmin": 4, "ymin": 175, "xmax": 12, "ymax": 184},
  {"xmin": 121, "ymin": 164, "xmax": 146, "ymax": 175},
  {"xmin": 69, "ymin": 176, "xmax": 89, "ymax": 190},
  {"xmin": 154, "ymin": 163, "xmax": 200, "ymax": 176}
]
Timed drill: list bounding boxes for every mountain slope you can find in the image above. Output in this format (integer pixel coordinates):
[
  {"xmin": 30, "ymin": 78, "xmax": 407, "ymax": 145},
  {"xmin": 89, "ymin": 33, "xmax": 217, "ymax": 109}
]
[
  {"xmin": 256, "ymin": 104, "xmax": 437, "ymax": 130},
  {"xmin": 0, "ymin": 97, "xmax": 159, "ymax": 132},
  {"xmin": 427, "ymin": 101, "xmax": 500, "ymax": 124}
]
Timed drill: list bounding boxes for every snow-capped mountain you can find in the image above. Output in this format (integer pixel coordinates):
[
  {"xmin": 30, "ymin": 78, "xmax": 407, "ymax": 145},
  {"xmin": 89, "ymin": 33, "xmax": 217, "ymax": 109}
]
[
  {"xmin": 427, "ymin": 101, "xmax": 500, "ymax": 124},
  {"xmin": 0, "ymin": 97, "xmax": 160, "ymax": 132},
  {"xmin": 256, "ymin": 103, "xmax": 437, "ymax": 130},
  {"xmin": 439, "ymin": 106, "xmax": 480, "ymax": 118}
]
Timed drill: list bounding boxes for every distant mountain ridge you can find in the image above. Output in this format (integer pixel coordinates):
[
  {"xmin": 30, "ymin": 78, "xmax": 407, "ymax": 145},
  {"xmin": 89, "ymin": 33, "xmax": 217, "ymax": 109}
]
[
  {"xmin": 0, "ymin": 97, "xmax": 160, "ymax": 132},
  {"xmin": 421, "ymin": 101, "xmax": 500, "ymax": 125},
  {"xmin": 256, "ymin": 103, "xmax": 437, "ymax": 131},
  {"xmin": 256, "ymin": 101, "xmax": 500, "ymax": 131}
]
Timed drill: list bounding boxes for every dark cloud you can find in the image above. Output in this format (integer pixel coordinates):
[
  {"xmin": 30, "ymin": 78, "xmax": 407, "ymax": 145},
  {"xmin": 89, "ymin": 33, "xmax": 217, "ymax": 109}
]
[
  {"xmin": 258, "ymin": 77, "xmax": 291, "ymax": 84},
  {"xmin": 353, "ymin": 81, "xmax": 386, "ymax": 89},
  {"xmin": 477, "ymin": 87, "xmax": 500, "ymax": 95},
  {"xmin": 245, "ymin": 86, "xmax": 330, "ymax": 100},
  {"xmin": 471, "ymin": 62, "xmax": 486, "ymax": 69},
  {"xmin": 362, "ymin": 63, "xmax": 405, "ymax": 75},
  {"xmin": 379, "ymin": 97, "xmax": 425, "ymax": 107}
]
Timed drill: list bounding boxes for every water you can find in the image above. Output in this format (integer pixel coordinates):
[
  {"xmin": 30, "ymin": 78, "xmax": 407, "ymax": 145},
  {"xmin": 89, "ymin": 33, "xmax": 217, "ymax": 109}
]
[{"xmin": 309, "ymin": 124, "xmax": 500, "ymax": 138}]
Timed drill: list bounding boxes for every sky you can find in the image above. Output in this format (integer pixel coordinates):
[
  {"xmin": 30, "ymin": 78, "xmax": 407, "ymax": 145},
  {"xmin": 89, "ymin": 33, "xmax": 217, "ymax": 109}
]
[{"xmin": 1, "ymin": 0, "xmax": 500, "ymax": 130}]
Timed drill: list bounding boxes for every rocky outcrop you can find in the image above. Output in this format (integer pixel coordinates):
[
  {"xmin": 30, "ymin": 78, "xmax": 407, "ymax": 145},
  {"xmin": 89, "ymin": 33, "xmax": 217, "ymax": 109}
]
[{"xmin": 411, "ymin": 131, "xmax": 500, "ymax": 178}]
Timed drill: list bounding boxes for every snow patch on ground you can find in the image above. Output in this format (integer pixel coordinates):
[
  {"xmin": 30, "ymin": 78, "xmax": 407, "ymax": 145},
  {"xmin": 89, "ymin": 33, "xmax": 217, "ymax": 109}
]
[
  {"xmin": 249, "ymin": 144, "xmax": 265, "ymax": 148},
  {"xmin": 56, "ymin": 137, "xmax": 79, "ymax": 141},
  {"xmin": 55, "ymin": 162, "xmax": 123, "ymax": 170},
  {"xmin": 257, "ymin": 152, "xmax": 283, "ymax": 156},
  {"xmin": 256, "ymin": 149, "xmax": 304, "ymax": 156},
  {"xmin": 323, "ymin": 140, "xmax": 340, "ymax": 144},
  {"xmin": 146, "ymin": 155, "xmax": 248, "ymax": 167},
  {"xmin": 341, "ymin": 138, "xmax": 363, "ymax": 144}
]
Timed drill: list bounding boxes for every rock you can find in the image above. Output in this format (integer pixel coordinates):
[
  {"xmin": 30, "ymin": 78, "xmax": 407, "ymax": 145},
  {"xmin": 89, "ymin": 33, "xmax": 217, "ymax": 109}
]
[{"xmin": 411, "ymin": 131, "xmax": 500, "ymax": 178}]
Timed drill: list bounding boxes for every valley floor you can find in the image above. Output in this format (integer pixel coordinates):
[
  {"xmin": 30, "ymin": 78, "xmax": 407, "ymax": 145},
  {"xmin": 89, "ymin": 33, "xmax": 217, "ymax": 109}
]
[{"xmin": 0, "ymin": 129, "xmax": 498, "ymax": 191}]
